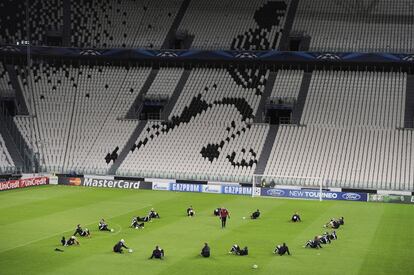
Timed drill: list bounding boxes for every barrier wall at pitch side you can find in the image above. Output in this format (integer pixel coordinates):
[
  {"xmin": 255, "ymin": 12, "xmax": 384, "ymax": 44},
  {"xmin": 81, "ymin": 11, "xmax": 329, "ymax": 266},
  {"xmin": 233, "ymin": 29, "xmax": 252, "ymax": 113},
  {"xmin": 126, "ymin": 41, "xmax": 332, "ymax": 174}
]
[{"xmin": 54, "ymin": 175, "xmax": 414, "ymax": 204}]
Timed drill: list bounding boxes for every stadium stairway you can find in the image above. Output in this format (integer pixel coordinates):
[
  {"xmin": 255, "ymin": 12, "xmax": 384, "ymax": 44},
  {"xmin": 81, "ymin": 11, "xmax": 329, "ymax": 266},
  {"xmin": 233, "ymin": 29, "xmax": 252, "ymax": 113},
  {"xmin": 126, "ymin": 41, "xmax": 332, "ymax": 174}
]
[
  {"xmin": 278, "ymin": 0, "xmax": 299, "ymax": 51},
  {"xmin": 404, "ymin": 74, "xmax": 414, "ymax": 128},
  {"xmin": 291, "ymin": 72, "xmax": 312, "ymax": 125},
  {"xmin": 107, "ymin": 120, "xmax": 147, "ymax": 175},
  {"xmin": 162, "ymin": 69, "xmax": 191, "ymax": 119},
  {"xmin": 62, "ymin": 0, "xmax": 71, "ymax": 46},
  {"xmin": 161, "ymin": 0, "xmax": 192, "ymax": 49},
  {"xmin": 125, "ymin": 69, "xmax": 159, "ymax": 119},
  {"xmin": 0, "ymin": 114, "xmax": 25, "ymax": 170},
  {"xmin": 5, "ymin": 65, "xmax": 29, "ymax": 115},
  {"xmin": 254, "ymin": 71, "xmax": 277, "ymax": 123},
  {"xmin": 254, "ymin": 124, "xmax": 279, "ymax": 175}
]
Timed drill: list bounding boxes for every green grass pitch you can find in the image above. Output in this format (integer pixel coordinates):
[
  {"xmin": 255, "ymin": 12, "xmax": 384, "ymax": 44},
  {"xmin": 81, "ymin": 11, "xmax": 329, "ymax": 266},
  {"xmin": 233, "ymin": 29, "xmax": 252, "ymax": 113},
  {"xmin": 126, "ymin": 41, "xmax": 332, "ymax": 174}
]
[{"xmin": 1, "ymin": 185, "xmax": 413, "ymax": 275}]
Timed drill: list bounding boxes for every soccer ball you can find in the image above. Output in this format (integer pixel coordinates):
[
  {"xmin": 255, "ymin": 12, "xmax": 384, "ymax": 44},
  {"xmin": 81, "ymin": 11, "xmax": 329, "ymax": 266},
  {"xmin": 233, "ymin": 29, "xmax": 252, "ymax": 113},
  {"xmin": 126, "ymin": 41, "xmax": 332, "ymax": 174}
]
[
  {"xmin": 128, "ymin": 249, "xmax": 133, "ymax": 253},
  {"xmin": 242, "ymin": 217, "xmax": 246, "ymax": 220},
  {"xmin": 252, "ymin": 264, "xmax": 258, "ymax": 269},
  {"xmin": 110, "ymin": 229, "xmax": 114, "ymax": 232}
]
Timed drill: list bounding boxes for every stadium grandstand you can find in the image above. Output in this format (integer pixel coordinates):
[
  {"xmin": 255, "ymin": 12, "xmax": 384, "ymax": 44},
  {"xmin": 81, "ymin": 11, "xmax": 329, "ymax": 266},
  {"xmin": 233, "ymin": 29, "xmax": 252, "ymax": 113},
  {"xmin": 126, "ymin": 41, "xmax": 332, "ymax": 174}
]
[
  {"xmin": 1, "ymin": 1, "xmax": 414, "ymax": 275},
  {"xmin": 0, "ymin": 0, "xmax": 413, "ymax": 191}
]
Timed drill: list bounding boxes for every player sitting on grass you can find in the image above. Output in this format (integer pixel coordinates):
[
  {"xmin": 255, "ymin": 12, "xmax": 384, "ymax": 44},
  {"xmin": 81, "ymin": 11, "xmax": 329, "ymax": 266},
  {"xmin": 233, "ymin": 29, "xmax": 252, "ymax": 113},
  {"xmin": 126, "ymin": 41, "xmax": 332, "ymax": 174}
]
[
  {"xmin": 214, "ymin": 208, "xmax": 221, "ymax": 216},
  {"xmin": 148, "ymin": 208, "xmax": 160, "ymax": 219},
  {"xmin": 201, "ymin": 243, "xmax": 210, "ymax": 257},
  {"xmin": 326, "ymin": 231, "xmax": 337, "ymax": 240},
  {"xmin": 98, "ymin": 218, "xmax": 112, "ymax": 231},
  {"xmin": 318, "ymin": 233, "xmax": 331, "ymax": 244},
  {"xmin": 304, "ymin": 236, "xmax": 322, "ymax": 249},
  {"xmin": 274, "ymin": 243, "xmax": 290, "ymax": 256},
  {"xmin": 74, "ymin": 224, "xmax": 90, "ymax": 237},
  {"xmin": 61, "ymin": 236, "xmax": 79, "ymax": 246},
  {"xmin": 187, "ymin": 206, "xmax": 195, "ymax": 217},
  {"xmin": 131, "ymin": 217, "xmax": 145, "ymax": 229},
  {"xmin": 250, "ymin": 209, "xmax": 260, "ymax": 219},
  {"xmin": 291, "ymin": 212, "xmax": 301, "ymax": 222},
  {"xmin": 113, "ymin": 239, "xmax": 129, "ymax": 253},
  {"xmin": 149, "ymin": 245, "xmax": 164, "ymax": 259},
  {"xmin": 230, "ymin": 244, "xmax": 248, "ymax": 256}
]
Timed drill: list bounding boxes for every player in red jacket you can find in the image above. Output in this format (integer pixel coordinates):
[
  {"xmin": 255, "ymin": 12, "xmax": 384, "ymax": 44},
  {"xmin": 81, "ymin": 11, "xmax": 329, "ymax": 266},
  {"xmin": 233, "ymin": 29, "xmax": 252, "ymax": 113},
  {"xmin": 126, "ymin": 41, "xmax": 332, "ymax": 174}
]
[{"xmin": 219, "ymin": 207, "xmax": 230, "ymax": 228}]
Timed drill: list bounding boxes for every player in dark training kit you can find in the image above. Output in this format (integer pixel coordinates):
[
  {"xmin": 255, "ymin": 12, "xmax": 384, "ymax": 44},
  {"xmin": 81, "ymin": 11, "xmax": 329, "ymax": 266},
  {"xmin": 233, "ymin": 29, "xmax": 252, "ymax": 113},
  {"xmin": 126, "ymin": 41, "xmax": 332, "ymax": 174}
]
[
  {"xmin": 219, "ymin": 207, "xmax": 230, "ymax": 228},
  {"xmin": 61, "ymin": 236, "xmax": 79, "ymax": 246},
  {"xmin": 250, "ymin": 209, "xmax": 260, "ymax": 219},
  {"xmin": 98, "ymin": 219, "xmax": 112, "ymax": 231},
  {"xmin": 214, "ymin": 208, "xmax": 221, "ymax": 216},
  {"xmin": 74, "ymin": 224, "xmax": 90, "ymax": 237},
  {"xmin": 304, "ymin": 236, "xmax": 323, "ymax": 249},
  {"xmin": 187, "ymin": 206, "xmax": 195, "ymax": 217},
  {"xmin": 201, "ymin": 243, "xmax": 210, "ymax": 257},
  {"xmin": 131, "ymin": 217, "xmax": 145, "ymax": 229},
  {"xmin": 324, "ymin": 217, "xmax": 344, "ymax": 229},
  {"xmin": 148, "ymin": 208, "xmax": 160, "ymax": 219},
  {"xmin": 274, "ymin": 243, "xmax": 290, "ymax": 256},
  {"xmin": 229, "ymin": 244, "xmax": 248, "ymax": 255},
  {"xmin": 113, "ymin": 239, "xmax": 128, "ymax": 253},
  {"xmin": 149, "ymin": 246, "xmax": 164, "ymax": 259},
  {"xmin": 291, "ymin": 212, "xmax": 301, "ymax": 222}
]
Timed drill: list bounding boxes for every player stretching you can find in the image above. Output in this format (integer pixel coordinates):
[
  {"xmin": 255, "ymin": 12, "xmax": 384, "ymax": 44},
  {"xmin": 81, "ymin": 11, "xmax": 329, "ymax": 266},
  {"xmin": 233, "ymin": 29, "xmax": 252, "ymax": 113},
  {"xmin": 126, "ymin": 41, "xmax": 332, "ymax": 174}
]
[
  {"xmin": 149, "ymin": 245, "xmax": 164, "ymax": 259},
  {"xmin": 274, "ymin": 243, "xmax": 290, "ymax": 256},
  {"xmin": 74, "ymin": 224, "xmax": 91, "ymax": 237},
  {"xmin": 187, "ymin": 206, "xmax": 195, "ymax": 217},
  {"xmin": 291, "ymin": 212, "xmax": 301, "ymax": 222},
  {"xmin": 113, "ymin": 239, "xmax": 129, "ymax": 253},
  {"xmin": 219, "ymin": 207, "xmax": 230, "ymax": 228},
  {"xmin": 98, "ymin": 219, "xmax": 112, "ymax": 231}
]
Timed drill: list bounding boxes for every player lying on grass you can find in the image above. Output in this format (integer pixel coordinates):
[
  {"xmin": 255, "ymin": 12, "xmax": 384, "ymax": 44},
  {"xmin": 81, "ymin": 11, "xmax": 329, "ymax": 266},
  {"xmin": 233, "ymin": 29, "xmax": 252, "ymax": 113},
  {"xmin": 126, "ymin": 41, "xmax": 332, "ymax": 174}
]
[
  {"xmin": 98, "ymin": 218, "xmax": 113, "ymax": 231},
  {"xmin": 274, "ymin": 243, "xmax": 290, "ymax": 256},
  {"xmin": 201, "ymin": 243, "xmax": 210, "ymax": 257},
  {"xmin": 229, "ymin": 244, "xmax": 248, "ymax": 256},
  {"xmin": 291, "ymin": 212, "xmax": 301, "ymax": 222},
  {"xmin": 149, "ymin": 245, "xmax": 164, "ymax": 259},
  {"xmin": 187, "ymin": 206, "xmax": 195, "ymax": 217},
  {"xmin": 250, "ymin": 209, "xmax": 260, "ymax": 219},
  {"xmin": 148, "ymin": 208, "xmax": 160, "ymax": 219},
  {"xmin": 324, "ymin": 217, "xmax": 344, "ymax": 229},
  {"xmin": 113, "ymin": 239, "xmax": 129, "ymax": 253},
  {"xmin": 304, "ymin": 236, "xmax": 323, "ymax": 249},
  {"xmin": 61, "ymin": 236, "xmax": 79, "ymax": 246},
  {"xmin": 74, "ymin": 224, "xmax": 91, "ymax": 237},
  {"xmin": 131, "ymin": 217, "xmax": 145, "ymax": 229}
]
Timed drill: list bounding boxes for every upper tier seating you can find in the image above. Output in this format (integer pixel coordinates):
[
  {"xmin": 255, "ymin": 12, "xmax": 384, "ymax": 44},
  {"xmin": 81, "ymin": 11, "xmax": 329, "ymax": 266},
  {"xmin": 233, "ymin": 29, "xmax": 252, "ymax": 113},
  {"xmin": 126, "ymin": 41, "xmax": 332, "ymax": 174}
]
[
  {"xmin": 71, "ymin": 0, "xmax": 182, "ymax": 48},
  {"xmin": 0, "ymin": 0, "xmax": 63, "ymax": 46},
  {"xmin": 292, "ymin": 0, "xmax": 414, "ymax": 53},
  {"xmin": 179, "ymin": 0, "xmax": 290, "ymax": 50}
]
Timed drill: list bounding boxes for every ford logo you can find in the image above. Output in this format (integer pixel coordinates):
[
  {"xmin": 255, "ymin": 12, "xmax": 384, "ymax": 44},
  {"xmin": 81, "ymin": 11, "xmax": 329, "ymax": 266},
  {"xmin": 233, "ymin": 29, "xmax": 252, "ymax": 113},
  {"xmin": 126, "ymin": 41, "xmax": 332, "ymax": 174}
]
[
  {"xmin": 266, "ymin": 189, "xmax": 285, "ymax": 196},
  {"xmin": 342, "ymin": 193, "xmax": 361, "ymax": 200}
]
